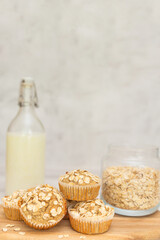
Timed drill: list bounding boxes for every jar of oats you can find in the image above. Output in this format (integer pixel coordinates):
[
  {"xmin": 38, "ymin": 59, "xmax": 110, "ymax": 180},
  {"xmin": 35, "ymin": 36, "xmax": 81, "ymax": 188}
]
[{"xmin": 101, "ymin": 145, "xmax": 160, "ymax": 216}]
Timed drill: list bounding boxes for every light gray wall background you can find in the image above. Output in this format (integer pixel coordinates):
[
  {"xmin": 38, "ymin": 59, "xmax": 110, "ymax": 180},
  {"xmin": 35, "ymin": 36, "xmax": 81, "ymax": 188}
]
[{"xmin": 0, "ymin": 0, "xmax": 160, "ymax": 192}]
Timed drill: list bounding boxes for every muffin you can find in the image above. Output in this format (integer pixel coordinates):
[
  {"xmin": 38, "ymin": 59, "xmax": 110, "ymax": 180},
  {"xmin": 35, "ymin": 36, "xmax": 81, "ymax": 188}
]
[
  {"xmin": 2, "ymin": 190, "xmax": 25, "ymax": 220},
  {"xmin": 20, "ymin": 184, "xmax": 67, "ymax": 230},
  {"xmin": 63, "ymin": 200, "xmax": 77, "ymax": 220},
  {"xmin": 58, "ymin": 170, "xmax": 101, "ymax": 201},
  {"xmin": 68, "ymin": 199, "xmax": 114, "ymax": 234}
]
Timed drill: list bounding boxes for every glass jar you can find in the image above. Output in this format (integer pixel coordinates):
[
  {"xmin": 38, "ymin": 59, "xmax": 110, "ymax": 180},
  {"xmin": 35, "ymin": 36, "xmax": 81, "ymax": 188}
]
[
  {"xmin": 6, "ymin": 78, "xmax": 46, "ymax": 195},
  {"xmin": 101, "ymin": 145, "xmax": 160, "ymax": 216}
]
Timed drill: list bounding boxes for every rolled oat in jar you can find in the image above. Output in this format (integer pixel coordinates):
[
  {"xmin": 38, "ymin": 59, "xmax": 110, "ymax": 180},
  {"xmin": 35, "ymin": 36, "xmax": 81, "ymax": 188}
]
[{"xmin": 101, "ymin": 145, "xmax": 160, "ymax": 216}]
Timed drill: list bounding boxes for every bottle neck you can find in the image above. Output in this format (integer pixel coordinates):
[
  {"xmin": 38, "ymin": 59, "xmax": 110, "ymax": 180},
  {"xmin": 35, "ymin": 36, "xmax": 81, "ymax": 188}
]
[
  {"xmin": 19, "ymin": 104, "xmax": 35, "ymax": 112},
  {"xmin": 7, "ymin": 78, "xmax": 44, "ymax": 134},
  {"xmin": 18, "ymin": 79, "xmax": 38, "ymax": 108},
  {"xmin": 19, "ymin": 102, "xmax": 35, "ymax": 108}
]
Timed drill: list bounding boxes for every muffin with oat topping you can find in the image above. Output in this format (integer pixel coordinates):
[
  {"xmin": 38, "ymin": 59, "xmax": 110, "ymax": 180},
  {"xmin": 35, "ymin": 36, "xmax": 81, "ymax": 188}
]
[
  {"xmin": 58, "ymin": 169, "xmax": 101, "ymax": 201},
  {"xmin": 20, "ymin": 184, "xmax": 67, "ymax": 230},
  {"xmin": 68, "ymin": 199, "xmax": 114, "ymax": 234},
  {"xmin": 2, "ymin": 190, "xmax": 25, "ymax": 220}
]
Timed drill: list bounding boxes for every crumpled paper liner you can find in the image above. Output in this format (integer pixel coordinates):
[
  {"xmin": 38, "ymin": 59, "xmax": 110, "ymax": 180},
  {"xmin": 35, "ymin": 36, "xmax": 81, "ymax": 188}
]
[
  {"xmin": 58, "ymin": 181, "xmax": 101, "ymax": 201},
  {"xmin": 2, "ymin": 205, "xmax": 22, "ymax": 221}
]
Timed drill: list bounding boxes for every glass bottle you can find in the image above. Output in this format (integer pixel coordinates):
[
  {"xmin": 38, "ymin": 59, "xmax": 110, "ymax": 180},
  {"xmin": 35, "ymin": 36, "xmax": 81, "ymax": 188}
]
[
  {"xmin": 6, "ymin": 78, "xmax": 45, "ymax": 195},
  {"xmin": 101, "ymin": 145, "xmax": 160, "ymax": 216}
]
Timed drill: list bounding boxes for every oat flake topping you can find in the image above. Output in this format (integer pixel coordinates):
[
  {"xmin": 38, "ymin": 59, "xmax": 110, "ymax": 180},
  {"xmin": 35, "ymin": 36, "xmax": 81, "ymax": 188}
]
[
  {"xmin": 59, "ymin": 169, "xmax": 100, "ymax": 185},
  {"xmin": 2, "ymin": 190, "xmax": 25, "ymax": 207},
  {"xmin": 21, "ymin": 184, "xmax": 66, "ymax": 225},
  {"xmin": 69, "ymin": 199, "xmax": 114, "ymax": 218}
]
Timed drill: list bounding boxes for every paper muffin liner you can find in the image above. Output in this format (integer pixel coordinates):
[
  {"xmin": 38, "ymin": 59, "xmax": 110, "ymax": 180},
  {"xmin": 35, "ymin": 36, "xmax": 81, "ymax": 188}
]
[
  {"xmin": 20, "ymin": 198, "xmax": 67, "ymax": 230},
  {"xmin": 68, "ymin": 206, "xmax": 114, "ymax": 234},
  {"xmin": 58, "ymin": 181, "xmax": 101, "ymax": 201},
  {"xmin": 2, "ymin": 205, "xmax": 22, "ymax": 221},
  {"xmin": 2, "ymin": 197, "xmax": 22, "ymax": 221}
]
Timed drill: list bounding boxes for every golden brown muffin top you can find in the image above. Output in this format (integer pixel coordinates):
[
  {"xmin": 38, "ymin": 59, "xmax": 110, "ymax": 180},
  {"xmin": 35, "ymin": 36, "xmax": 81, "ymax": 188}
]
[
  {"xmin": 69, "ymin": 199, "xmax": 114, "ymax": 218},
  {"xmin": 59, "ymin": 169, "xmax": 100, "ymax": 186},
  {"xmin": 20, "ymin": 184, "xmax": 66, "ymax": 225},
  {"xmin": 2, "ymin": 190, "xmax": 25, "ymax": 207}
]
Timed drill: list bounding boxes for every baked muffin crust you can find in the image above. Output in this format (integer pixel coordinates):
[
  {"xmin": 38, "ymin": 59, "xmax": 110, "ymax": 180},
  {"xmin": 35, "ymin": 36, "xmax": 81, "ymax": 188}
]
[
  {"xmin": 2, "ymin": 190, "xmax": 24, "ymax": 208},
  {"xmin": 69, "ymin": 199, "xmax": 114, "ymax": 218},
  {"xmin": 20, "ymin": 184, "xmax": 67, "ymax": 229},
  {"xmin": 59, "ymin": 169, "xmax": 100, "ymax": 186}
]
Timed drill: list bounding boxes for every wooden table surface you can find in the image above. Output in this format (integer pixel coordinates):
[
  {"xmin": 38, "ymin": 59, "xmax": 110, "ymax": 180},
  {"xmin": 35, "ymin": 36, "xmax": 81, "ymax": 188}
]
[{"xmin": 0, "ymin": 205, "xmax": 160, "ymax": 240}]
